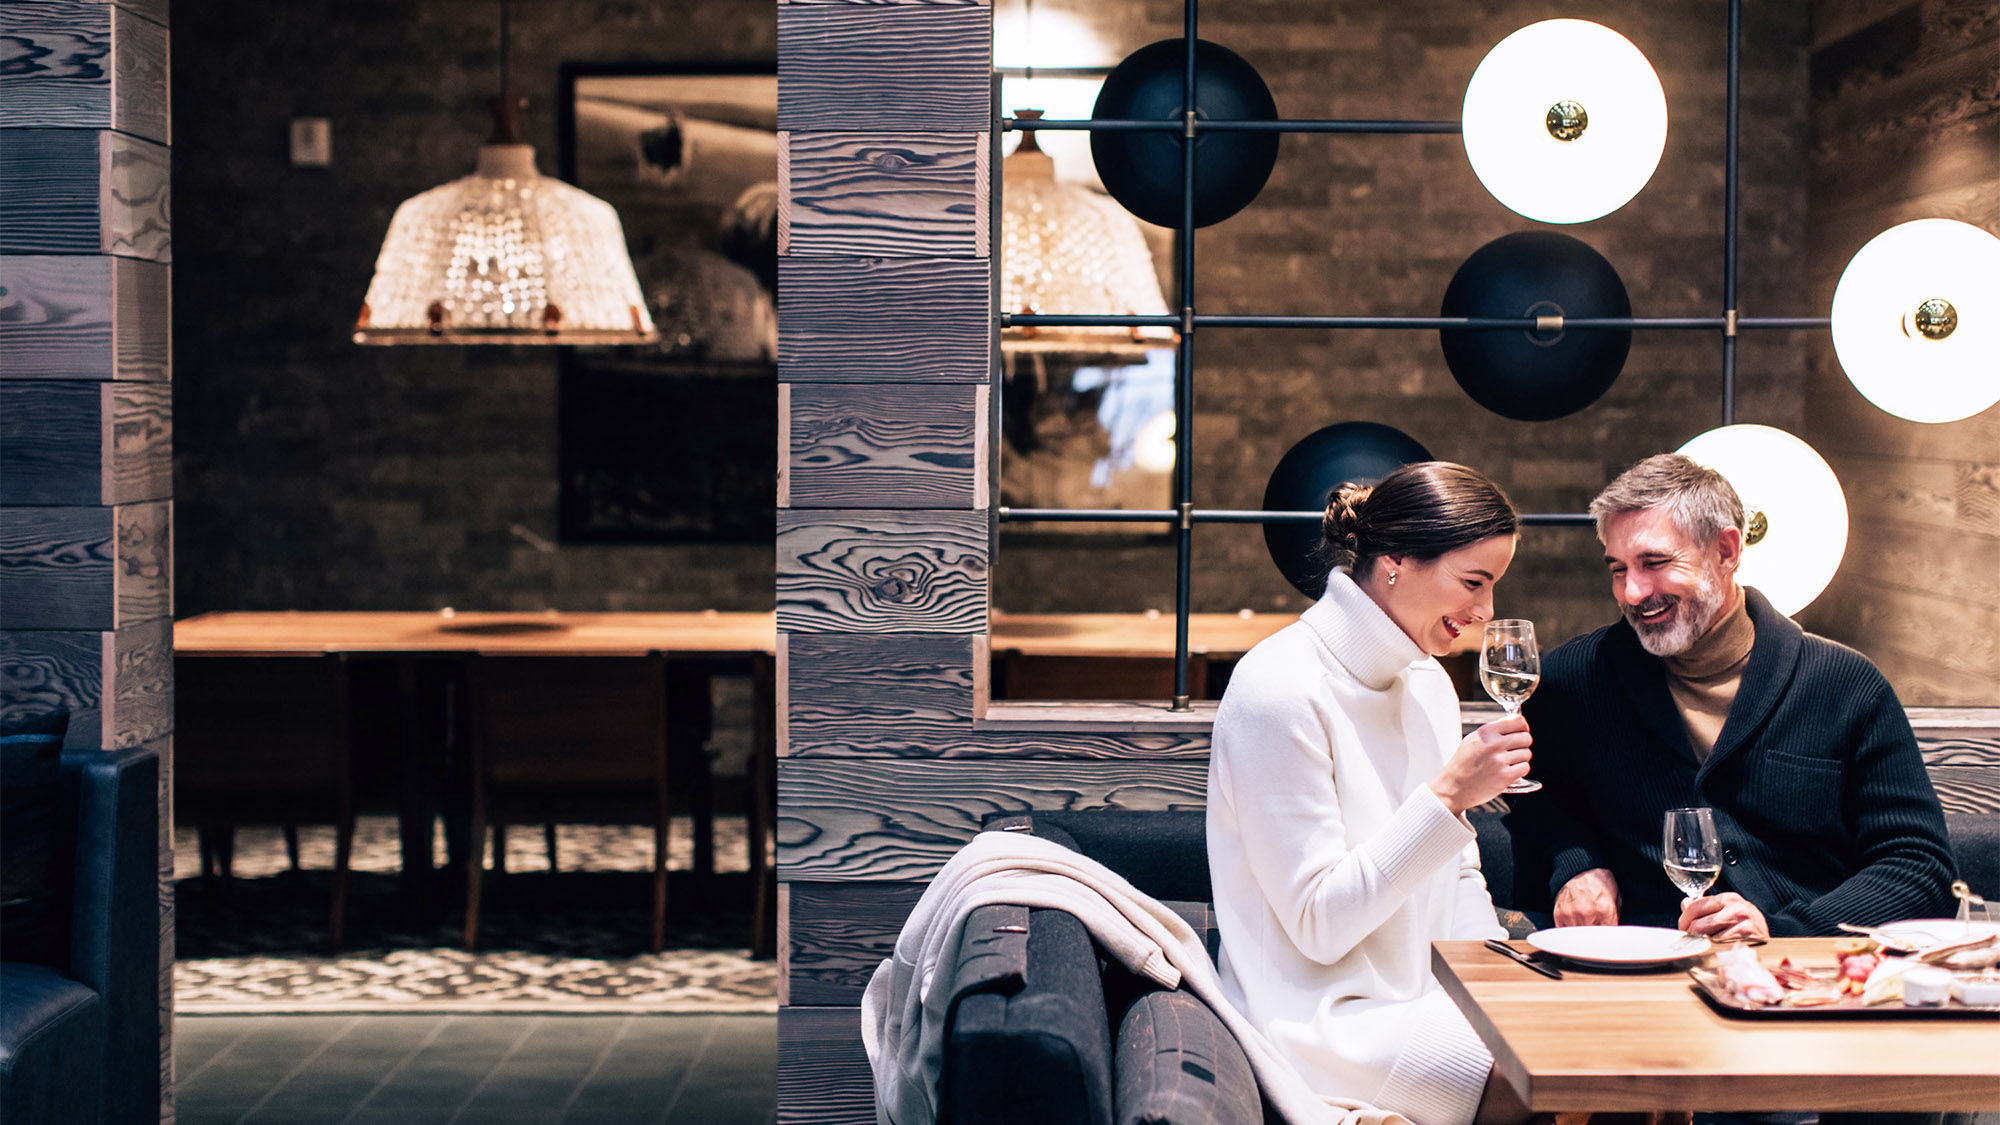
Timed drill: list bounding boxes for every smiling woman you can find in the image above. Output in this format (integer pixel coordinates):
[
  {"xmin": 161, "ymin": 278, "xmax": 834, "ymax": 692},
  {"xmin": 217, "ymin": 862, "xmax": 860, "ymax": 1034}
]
[{"xmin": 1206, "ymin": 460, "xmax": 1540, "ymax": 1125}]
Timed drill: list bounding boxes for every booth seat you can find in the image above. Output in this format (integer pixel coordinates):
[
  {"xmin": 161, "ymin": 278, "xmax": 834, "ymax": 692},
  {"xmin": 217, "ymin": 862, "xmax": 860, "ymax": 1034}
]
[{"xmin": 935, "ymin": 807, "xmax": 2000, "ymax": 1125}]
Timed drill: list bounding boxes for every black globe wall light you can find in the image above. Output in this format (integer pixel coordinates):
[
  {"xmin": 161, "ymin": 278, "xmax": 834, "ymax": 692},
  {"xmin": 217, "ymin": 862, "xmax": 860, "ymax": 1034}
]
[
  {"xmin": 1438, "ymin": 231, "xmax": 1633, "ymax": 422},
  {"xmin": 1261, "ymin": 422, "xmax": 1433, "ymax": 599},
  {"xmin": 1090, "ymin": 38, "xmax": 1280, "ymax": 229}
]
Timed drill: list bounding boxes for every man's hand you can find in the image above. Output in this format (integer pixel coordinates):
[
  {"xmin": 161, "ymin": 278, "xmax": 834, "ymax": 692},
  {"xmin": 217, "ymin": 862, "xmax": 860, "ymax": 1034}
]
[
  {"xmin": 1553, "ymin": 868, "xmax": 1621, "ymax": 926},
  {"xmin": 1678, "ymin": 892, "xmax": 1769, "ymax": 942}
]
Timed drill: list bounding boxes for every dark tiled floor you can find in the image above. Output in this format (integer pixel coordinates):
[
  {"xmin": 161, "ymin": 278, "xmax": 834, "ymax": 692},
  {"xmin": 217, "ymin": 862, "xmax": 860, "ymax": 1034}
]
[{"xmin": 176, "ymin": 1014, "xmax": 776, "ymax": 1125}]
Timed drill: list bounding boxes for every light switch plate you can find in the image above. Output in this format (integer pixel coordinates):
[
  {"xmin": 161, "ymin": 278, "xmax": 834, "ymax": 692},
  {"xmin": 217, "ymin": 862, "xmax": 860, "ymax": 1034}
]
[{"xmin": 290, "ymin": 118, "xmax": 332, "ymax": 166}]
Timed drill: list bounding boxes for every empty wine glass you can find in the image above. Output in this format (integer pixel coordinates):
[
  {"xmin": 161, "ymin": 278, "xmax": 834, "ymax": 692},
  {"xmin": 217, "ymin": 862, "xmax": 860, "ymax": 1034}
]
[
  {"xmin": 1479, "ymin": 619, "xmax": 1541, "ymax": 794},
  {"xmin": 1663, "ymin": 807, "xmax": 1722, "ymax": 904}
]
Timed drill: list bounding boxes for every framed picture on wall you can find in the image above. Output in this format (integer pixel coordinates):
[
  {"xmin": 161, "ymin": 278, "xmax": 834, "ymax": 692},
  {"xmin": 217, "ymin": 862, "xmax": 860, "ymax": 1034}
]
[{"xmin": 555, "ymin": 62, "xmax": 777, "ymax": 543}]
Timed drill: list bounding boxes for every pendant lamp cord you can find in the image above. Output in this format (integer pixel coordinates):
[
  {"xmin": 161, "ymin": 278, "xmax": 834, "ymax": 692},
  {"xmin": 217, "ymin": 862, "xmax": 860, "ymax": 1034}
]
[{"xmin": 487, "ymin": 0, "xmax": 523, "ymax": 144}]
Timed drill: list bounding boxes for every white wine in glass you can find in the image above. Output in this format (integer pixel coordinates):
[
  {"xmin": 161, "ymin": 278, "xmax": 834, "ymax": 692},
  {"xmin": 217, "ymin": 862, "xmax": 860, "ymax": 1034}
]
[
  {"xmin": 1479, "ymin": 619, "xmax": 1541, "ymax": 794},
  {"xmin": 1663, "ymin": 807, "xmax": 1722, "ymax": 900}
]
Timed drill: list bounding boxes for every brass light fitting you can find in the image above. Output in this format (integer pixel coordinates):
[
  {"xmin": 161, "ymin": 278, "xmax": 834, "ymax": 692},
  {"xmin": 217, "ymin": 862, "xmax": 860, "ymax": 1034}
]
[
  {"xmin": 1909, "ymin": 298, "xmax": 1957, "ymax": 341},
  {"xmin": 1745, "ymin": 508, "xmax": 1769, "ymax": 546},
  {"xmin": 1545, "ymin": 100, "xmax": 1588, "ymax": 141}
]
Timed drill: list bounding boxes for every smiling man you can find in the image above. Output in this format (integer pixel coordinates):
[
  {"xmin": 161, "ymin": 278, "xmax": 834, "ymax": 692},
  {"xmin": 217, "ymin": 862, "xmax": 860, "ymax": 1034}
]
[{"xmin": 1505, "ymin": 454, "xmax": 1956, "ymax": 939}]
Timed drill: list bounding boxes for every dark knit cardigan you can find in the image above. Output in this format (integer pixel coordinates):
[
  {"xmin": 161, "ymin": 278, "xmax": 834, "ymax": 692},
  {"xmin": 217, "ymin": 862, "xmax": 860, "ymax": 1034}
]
[{"xmin": 1505, "ymin": 587, "xmax": 1957, "ymax": 935}]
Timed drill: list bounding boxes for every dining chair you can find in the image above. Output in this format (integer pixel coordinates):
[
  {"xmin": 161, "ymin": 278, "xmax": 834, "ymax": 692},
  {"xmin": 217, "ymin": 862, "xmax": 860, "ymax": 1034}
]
[
  {"xmin": 461, "ymin": 653, "xmax": 671, "ymax": 952},
  {"xmin": 173, "ymin": 652, "xmax": 356, "ymax": 948}
]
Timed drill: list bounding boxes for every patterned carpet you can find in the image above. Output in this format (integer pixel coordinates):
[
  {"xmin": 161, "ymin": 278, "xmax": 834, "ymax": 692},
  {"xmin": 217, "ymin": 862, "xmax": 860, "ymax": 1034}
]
[{"xmin": 174, "ymin": 815, "xmax": 776, "ymax": 1014}]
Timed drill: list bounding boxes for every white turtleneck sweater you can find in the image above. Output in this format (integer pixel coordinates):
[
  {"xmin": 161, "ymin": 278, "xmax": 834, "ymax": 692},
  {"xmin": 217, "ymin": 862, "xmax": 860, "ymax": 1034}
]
[{"xmin": 1208, "ymin": 570, "xmax": 1504, "ymax": 1125}]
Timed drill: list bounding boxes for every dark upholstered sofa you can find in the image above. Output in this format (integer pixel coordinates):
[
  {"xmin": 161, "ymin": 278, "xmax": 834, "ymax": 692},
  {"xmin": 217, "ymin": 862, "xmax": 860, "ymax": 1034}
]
[
  {"xmin": 0, "ymin": 744, "xmax": 162, "ymax": 1125},
  {"xmin": 935, "ymin": 807, "xmax": 2000, "ymax": 1125}
]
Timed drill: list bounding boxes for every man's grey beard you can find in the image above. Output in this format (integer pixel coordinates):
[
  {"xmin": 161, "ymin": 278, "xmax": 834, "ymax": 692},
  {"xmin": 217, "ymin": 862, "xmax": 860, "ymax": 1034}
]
[{"xmin": 1625, "ymin": 568, "xmax": 1728, "ymax": 657}]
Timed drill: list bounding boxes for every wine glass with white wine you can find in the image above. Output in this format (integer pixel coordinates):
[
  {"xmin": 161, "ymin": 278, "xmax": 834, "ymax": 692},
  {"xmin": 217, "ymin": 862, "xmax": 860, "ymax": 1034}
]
[
  {"xmin": 1663, "ymin": 807, "xmax": 1722, "ymax": 906},
  {"xmin": 1479, "ymin": 619, "xmax": 1541, "ymax": 794}
]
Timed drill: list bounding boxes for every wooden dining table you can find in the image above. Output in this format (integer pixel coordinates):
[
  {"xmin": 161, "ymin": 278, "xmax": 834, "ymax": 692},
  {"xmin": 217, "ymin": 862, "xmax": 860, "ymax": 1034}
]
[
  {"xmin": 175, "ymin": 611, "xmax": 782, "ymax": 945},
  {"xmin": 1433, "ymin": 938, "xmax": 2000, "ymax": 1113}
]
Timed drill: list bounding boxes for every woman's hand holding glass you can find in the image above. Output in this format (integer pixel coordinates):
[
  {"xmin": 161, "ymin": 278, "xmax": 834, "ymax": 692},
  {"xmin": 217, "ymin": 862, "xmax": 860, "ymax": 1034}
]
[
  {"xmin": 1480, "ymin": 620, "xmax": 1542, "ymax": 794},
  {"xmin": 1428, "ymin": 713, "xmax": 1534, "ymax": 814}
]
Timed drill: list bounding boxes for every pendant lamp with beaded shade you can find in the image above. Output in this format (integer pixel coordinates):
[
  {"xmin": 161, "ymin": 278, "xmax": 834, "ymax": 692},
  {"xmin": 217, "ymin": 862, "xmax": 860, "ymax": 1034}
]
[
  {"xmin": 354, "ymin": 2, "xmax": 655, "ymax": 345},
  {"xmin": 1001, "ymin": 111, "xmax": 1173, "ymax": 356}
]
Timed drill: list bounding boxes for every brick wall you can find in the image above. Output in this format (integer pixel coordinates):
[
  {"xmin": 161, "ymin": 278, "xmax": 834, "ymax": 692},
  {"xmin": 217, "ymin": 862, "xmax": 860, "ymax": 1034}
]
[
  {"xmin": 170, "ymin": 0, "xmax": 1819, "ymax": 650},
  {"xmin": 992, "ymin": 0, "xmax": 1813, "ymax": 650},
  {"xmin": 170, "ymin": 0, "xmax": 776, "ymax": 615}
]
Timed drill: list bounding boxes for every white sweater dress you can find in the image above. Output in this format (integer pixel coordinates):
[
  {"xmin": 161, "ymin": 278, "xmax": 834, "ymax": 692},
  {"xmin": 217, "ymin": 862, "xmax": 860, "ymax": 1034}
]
[{"xmin": 1208, "ymin": 570, "xmax": 1504, "ymax": 1125}]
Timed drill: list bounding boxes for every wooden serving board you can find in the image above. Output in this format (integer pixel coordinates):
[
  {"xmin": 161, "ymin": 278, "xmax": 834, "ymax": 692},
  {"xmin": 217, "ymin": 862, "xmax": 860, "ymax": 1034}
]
[{"xmin": 1687, "ymin": 967, "xmax": 2000, "ymax": 1019}]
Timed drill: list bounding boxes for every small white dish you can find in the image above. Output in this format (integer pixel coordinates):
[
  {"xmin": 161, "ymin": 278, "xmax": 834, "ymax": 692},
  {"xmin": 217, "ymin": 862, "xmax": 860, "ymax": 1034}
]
[
  {"xmin": 1871, "ymin": 919, "xmax": 2000, "ymax": 949},
  {"xmin": 1525, "ymin": 925, "xmax": 1712, "ymax": 967}
]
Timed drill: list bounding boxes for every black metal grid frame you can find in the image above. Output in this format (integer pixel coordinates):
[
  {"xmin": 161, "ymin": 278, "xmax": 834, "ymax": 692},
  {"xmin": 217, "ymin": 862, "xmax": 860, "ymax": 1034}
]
[{"xmin": 992, "ymin": 0, "xmax": 1825, "ymax": 708}]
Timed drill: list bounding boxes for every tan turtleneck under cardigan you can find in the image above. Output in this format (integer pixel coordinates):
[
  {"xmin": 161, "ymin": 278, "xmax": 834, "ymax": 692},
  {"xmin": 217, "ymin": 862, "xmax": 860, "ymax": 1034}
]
[{"xmin": 1664, "ymin": 584, "xmax": 1755, "ymax": 760}]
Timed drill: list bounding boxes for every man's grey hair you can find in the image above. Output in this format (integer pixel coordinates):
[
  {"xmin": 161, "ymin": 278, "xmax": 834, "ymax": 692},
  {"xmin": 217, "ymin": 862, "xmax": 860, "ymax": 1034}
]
[{"xmin": 1588, "ymin": 454, "xmax": 1745, "ymax": 544}]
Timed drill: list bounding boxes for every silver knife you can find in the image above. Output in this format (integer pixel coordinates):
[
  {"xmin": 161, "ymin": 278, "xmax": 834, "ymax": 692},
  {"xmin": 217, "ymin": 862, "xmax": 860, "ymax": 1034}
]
[{"xmin": 1484, "ymin": 938, "xmax": 1563, "ymax": 980}]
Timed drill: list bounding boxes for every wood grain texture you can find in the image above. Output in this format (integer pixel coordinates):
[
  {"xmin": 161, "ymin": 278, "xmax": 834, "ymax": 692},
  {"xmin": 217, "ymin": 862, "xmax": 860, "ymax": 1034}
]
[
  {"xmin": 0, "ymin": 380, "xmax": 108, "ymax": 505},
  {"xmin": 115, "ymin": 498, "xmax": 170, "ymax": 625},
  {"xmin": 1436, "ymin": 938, "xmax": 2000, "ymax": 1111},
  {"xmin": 0, "ymin": 0, "xmax": 110, "ymax": 128},
  {"xmin": 786, "ymin": 881, "xmax": 923, "ymax": 1006},
  {"xmin": 788, "ymin": 880, "xmax": 1210, "ymax": 1006},
  {"xmin": 111, "ymin": 4, "xmax": 169, "ymax": 145},
  {"xmin": 0, "ymin": 128, "xmax": 102, "ymax": 252},
  {"xmin": 778, "ymin": 5, "xmax": 989, "ymax": 132},
  {"xmin": 0, "ymin": 617, "xmax": 171, "ymax": 749},
  {"xmin": 0, "ymin": 256, "xmax": 114, "ymax": 379},
  {"xmin": 103, "ymin": 131, "xmax": 170, "ymax": 261},
  {"xmin": 111, "ymin": 380, "xmax": 171, "ymax": 502},
  {"xmin": 1920, "ymin": 730, "xmax": 2000, "ymax": 813},
  {"xmin": 778, "ymin": 758, "xmax": 1205, "ymax": 881},
  {"xmin": 777, "ymin": 257, "xmax": 990, "ymax": 383},
  {"xmin": 1929, "ymin": 765, "xmax": 2000, "ymax": 813},
  {"xmin": 1805, "ymin": 176, "xmax": 2000, "ymax": 289},
  {"xmin": 778, "ymin": 1006, "xmax": 875, "ymax": 1125},
  {"xmin": 783, "ymin": 633, "xmax": 975, "ymax": 755},
  {"xmin": 0, "ymin": 380, "xmax": 169, "ymax": 505},
  {"xmin": 794, "ymin": 721, "xmax": 1210, "ymax": 759},
  {"xmin": 0, "ymin": 507, "xmax": 114, "ymax": 629},
  {"xmin": 777, "ymin": 510, "xmax": 987, "ymax": 634},
  {"xmin": 1810, "ymin": 35, "xmax": 1998, "ymax": 215},
  {"xmin": 777, "ymin": 384, "xmax": 793, "ymax": 507},
  {"xmin": 972, "ymin": 382, "xmax": 989, "ymax": 510},
  {"xmin": 787, "ymin": 383, "xmax": 979, "ymax": 508},
  {"xmin": 113, "ymin": 256, "xmax": 170, "ymax": 380},
  {"xmin": 780, "ymin": 132, "xmax": 986, "ymax": 258},
  {"xmin": 108, "ymin": 616, "xmax": 173, "ymax": 749},
  {"xmin": 114, "ymin": 0, "xmax": 169, "ymax": 28},
  {"xmin": 1819, "ymin": 584, "xmax": 2000, "ymax": 681}
]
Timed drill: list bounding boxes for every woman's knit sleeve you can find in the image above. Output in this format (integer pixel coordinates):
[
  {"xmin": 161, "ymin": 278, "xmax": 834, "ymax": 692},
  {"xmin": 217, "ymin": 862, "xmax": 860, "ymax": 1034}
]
[{"xmin": 1212, "ymin": 676, "xmax": 1477, "ymax": 965}]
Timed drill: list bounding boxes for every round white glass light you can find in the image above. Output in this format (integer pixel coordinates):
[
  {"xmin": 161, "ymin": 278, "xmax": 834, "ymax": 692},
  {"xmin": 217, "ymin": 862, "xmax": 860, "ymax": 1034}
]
[
  {"xmin": 1831, "ymin": 218, "xmax": 2000, "ymax": 423},
  {"xmin": 1676, "ymin": 425, "xmax": 1848, "ymax": 616},
  {"xmin": 1462, "ymin": 19, "xmax": 1668, "ymax": 224}
]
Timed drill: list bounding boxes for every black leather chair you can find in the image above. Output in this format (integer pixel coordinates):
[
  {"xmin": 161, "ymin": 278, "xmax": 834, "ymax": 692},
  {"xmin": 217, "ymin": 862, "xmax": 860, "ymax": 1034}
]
[{"xmin": 0, "ymin": 742, "xmax": 161, "ymax": 1125}]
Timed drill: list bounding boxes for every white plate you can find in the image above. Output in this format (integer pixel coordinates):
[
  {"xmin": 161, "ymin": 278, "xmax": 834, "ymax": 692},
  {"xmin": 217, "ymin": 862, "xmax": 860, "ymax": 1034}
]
[
  {"xmin": 1871, "ymin": 919, "xmax": 2000, "ymax": 949},
  {"xmin": 1525, "ymin": 925, "xmax": 1712, "ymax": 967}
]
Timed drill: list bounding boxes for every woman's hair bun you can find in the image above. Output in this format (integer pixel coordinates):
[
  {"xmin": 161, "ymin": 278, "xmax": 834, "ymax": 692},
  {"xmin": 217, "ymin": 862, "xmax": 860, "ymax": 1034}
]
[{"xmin": 1321, "ymin": 482, "xmax": 1372, "ymax": 558}]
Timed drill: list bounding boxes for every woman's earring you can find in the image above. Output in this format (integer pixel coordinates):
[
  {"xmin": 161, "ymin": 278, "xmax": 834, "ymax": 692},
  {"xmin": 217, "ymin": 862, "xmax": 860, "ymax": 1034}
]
[{"xmin": 1388, "ymin": 571, "xmax": 1398, "ymax": 587}]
